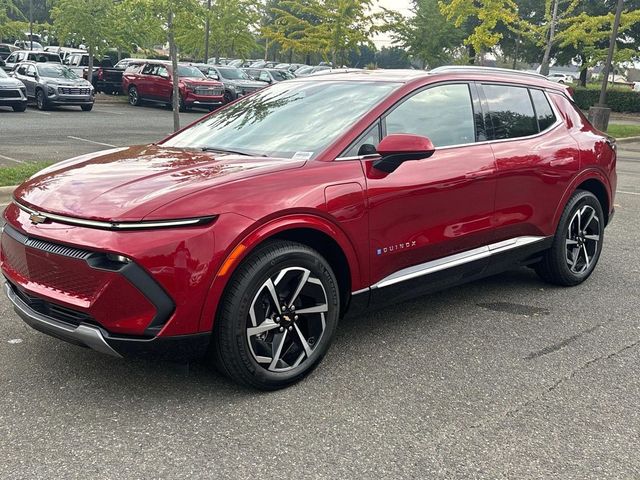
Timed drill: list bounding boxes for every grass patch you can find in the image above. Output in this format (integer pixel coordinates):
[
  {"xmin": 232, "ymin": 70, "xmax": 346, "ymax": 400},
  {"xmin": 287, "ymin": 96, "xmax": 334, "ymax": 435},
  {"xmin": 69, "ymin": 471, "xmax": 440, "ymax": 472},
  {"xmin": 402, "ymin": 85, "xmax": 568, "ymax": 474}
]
[
  {"xmin": 0, "ymin": 161, "xmax": 53, "ymax": 187},
  {"xmin": 606, "ymin": 124, "xmax": 640, "ymax": 138}
]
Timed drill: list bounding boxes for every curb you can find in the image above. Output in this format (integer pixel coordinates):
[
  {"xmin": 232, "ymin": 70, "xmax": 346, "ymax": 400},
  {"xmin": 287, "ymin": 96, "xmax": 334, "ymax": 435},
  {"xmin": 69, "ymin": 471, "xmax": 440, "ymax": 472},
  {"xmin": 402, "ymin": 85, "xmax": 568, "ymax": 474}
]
[
  {"xmin": 0, "ymin": 186, "xmax": 15, "ymax": 207},
  {"xmin": 615, "ymin": 136, "xmax": 640, "ymax": 144}
]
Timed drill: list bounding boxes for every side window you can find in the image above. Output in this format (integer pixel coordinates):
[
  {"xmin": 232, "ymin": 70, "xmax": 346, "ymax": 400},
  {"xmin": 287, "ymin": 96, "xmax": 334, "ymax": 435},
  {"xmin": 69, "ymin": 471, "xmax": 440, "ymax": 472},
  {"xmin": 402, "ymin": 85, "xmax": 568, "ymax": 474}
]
[
  {"xmin": 27, "ymin": 65, "xmax": 36, "ymax": 76},
  {"xmin": 141, "ymin": 64, "xmax": 156, "ymax": 75},
  {"xmin": 16, "ymin": 65, "xmax": 26, "ymax": 75},
  {"xmin": 482, "ymin": 84, "xmax": 538, "ymax": 139},
  {"xmin": 343, "ymin": 122, "xmax": 381, "ymax": 157},
  {"xmin": 529, "ymin": 89, "xmax": 556, "ymax": 132},
  {"xmin": 385, "ymin": 83, "xmax": 476, "ymax": 147},
  {"xmin": 156, "ymin": 65, "xmax": 168, "ymax": 77},
  {"xmin": 7, "ymin": 53, "xmax": 15, "ymax": 63}
]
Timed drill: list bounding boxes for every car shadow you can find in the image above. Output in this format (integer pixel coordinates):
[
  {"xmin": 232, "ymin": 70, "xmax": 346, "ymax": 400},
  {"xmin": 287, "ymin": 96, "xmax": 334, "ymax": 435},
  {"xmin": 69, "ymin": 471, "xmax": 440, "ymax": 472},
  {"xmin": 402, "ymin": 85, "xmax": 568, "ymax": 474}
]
[{"xmin": 24, "ymin": 266, "xmax": 554, "ymax": 399}]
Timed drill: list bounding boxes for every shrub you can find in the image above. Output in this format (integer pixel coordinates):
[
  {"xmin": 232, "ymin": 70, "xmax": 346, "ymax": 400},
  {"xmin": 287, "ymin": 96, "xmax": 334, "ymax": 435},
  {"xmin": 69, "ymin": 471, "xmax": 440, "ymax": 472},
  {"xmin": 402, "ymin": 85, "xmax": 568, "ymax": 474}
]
[{"xmin": 573, "ymin": 87, "xmax": 640, "ymax": 113}]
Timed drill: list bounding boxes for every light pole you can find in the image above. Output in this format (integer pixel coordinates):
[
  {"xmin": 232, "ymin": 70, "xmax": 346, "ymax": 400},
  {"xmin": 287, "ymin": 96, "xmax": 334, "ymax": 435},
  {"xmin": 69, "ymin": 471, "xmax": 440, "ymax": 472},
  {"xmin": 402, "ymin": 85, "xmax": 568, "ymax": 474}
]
[{"xmin": 588, "ymin": 0, "xmax": 625, "ymax": 131}]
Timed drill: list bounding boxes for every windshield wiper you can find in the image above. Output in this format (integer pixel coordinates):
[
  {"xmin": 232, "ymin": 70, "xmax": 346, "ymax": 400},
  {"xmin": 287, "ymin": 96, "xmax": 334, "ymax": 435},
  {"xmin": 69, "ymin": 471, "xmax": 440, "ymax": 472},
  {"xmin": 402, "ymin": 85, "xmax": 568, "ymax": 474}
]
[{"xmin": 201, "ymin": 147, "xmax": 265, "ymax": 157}]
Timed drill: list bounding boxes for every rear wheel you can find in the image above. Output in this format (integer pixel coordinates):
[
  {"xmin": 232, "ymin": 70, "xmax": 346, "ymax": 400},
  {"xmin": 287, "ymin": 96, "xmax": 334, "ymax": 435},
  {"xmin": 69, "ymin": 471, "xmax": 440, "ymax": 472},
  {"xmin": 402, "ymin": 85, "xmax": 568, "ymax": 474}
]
[
  {"xmin": 128, "ymin": 86, "xmax": 141, "ymax": 106},
  {"xmin": 210, "ymin": 240, "xmax": 340, "ymax": 390},
  {"xmin": 535, "ymin": 190, "xmax": 604, "ymax": 286}
]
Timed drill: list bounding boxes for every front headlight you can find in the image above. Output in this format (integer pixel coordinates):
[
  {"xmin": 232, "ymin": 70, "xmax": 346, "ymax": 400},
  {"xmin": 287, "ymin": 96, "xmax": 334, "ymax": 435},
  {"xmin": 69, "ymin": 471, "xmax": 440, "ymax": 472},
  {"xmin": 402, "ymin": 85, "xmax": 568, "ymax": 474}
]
[
  {"xmin": 227, "ymin": 84, "xmax": 236, "ymax": 92},
  {"xmin": 184, "ymin": 82, "xmax": 195, "ymax": 92},
  {"xmin": 47, "ymin": 85, "xmax": 55, "ymax": 95}
]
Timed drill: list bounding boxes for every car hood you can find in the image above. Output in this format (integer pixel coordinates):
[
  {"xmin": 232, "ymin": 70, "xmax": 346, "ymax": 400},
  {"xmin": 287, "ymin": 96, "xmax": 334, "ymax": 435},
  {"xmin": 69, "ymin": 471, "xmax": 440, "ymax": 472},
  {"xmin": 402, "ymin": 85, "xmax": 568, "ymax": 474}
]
[
  {"xmin": 231, "ymin": 79, "xmax": 265, "ymax": 88},
  {"xmin": 13, "ymin": 145, "xmax": 305, "ymax": 222},
  {"xmin": 181, "ymin": 77, "xmax": 221, "ymax": 87},
  {"xmin": 0, "ymin": 77, "xmax": 24, "ymax": 88},
  {"xmin": 43, "ymin": 77, "xmax": 91, "ymax": 87}
]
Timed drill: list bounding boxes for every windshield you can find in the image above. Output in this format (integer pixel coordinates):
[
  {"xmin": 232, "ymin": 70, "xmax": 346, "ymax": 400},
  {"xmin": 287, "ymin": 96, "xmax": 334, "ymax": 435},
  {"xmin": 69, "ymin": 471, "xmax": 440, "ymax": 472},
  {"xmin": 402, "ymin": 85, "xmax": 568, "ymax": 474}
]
[
  {"xmin": 29, "ymin": 52, "xmax": 60, "ymax": 62},
  {"xmin": 271, "ymin": 70, "xmax": 294, "ymax": 81},
  {"xmin": 296, "ymin": 66, "xmax": 313, "ymax": 75},
  {"xmin": 37, "ymin": 64, "xmax": 78, "ymax": 79},
  {"xmin": 218, "ymin": 67, "xmax": 249, "ymax": 80},
  {"xmin": 163, "ymin": 80, "xmax": 399, "ymax": 159},
  {"xmin": 177, "ymin": 65, "xmax": 205, "ymax": 78}
]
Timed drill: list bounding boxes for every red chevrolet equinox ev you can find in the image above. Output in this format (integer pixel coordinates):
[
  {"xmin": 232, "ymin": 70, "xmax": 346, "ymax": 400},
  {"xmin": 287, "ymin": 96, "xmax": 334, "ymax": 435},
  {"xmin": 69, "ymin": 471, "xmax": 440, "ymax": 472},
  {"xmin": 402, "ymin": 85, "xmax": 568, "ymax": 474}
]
[{"xmin": 1, "ymin": 67, "xmax": 616, "ymax": 389}]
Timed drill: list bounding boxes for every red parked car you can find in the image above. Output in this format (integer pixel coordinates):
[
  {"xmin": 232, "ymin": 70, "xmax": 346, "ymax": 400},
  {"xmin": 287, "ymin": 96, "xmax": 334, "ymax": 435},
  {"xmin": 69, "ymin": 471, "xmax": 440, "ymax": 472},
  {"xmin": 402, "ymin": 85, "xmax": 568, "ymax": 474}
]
[
  {"xmin": 2, "ymin": 67, "xmax": 616, "ymax": 389},
  {"xmin": 122, "ymin": 60, "xmax": 224, "ymax": 111}
]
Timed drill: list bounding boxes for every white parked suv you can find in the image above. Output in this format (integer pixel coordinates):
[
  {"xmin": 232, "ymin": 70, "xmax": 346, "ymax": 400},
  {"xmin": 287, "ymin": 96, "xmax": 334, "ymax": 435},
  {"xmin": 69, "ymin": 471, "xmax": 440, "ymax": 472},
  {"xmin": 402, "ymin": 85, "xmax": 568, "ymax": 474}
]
[{"xmin": 547, "ymin": 73, "xmax": 575, "ymax": 84}]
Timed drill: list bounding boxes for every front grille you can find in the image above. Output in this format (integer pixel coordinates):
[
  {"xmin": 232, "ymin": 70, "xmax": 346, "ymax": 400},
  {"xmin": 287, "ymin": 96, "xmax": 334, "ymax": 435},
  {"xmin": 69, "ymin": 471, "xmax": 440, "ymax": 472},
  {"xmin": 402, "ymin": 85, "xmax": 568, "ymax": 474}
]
[
  {"xmin": 10, "ymin": 281, "xmax": 93, "ymax": 327},
  {"xmin": 58, "ymin": 87, "xmax": 91, "ymax": 95},
  {"xmin": 194, "ymin": 87, "xmax": 222, "ymax": 96},
  {"xmin": 0, "ymin": 90, "xmax": 20, "ymax": 98}
]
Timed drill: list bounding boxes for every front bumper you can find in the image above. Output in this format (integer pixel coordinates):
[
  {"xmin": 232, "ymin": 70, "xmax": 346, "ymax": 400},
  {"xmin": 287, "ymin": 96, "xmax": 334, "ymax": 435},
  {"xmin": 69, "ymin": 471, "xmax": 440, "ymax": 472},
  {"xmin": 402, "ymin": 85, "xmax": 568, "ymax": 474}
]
[
  {"xmin": 183, "ymin": 91, "xmax": 224, "ymax": 108},
  {"xmin": 0, "ymin": 88, "xmax": 27, "ymax": 106},
  {"xmin": 5, "ymin": 281, "xmax": 210, "ymax": 359}
]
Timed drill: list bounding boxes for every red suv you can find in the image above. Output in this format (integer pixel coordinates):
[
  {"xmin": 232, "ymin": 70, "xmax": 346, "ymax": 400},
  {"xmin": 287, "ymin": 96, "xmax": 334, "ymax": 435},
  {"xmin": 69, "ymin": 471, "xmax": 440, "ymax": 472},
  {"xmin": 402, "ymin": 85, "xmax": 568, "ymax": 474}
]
[
  {"xmin": 122, "ymin": 61, "xmax": 224, "ymax": 110},
  {"xmin": 2, "ymin": 67, "xmax": 616, "ymax": 389}
]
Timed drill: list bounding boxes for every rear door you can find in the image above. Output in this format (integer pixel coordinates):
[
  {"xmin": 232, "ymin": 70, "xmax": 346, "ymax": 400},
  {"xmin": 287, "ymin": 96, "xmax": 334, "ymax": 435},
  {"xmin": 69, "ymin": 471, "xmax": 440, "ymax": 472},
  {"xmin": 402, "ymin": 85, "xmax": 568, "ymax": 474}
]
[
  {"xmin": 155, "ymin": 65, "xmax": 172, "ymax": 102},
  {"xmin": 24, "ymin": 64, "xmax": 38, "ymax": 97},
  {"xmin": 479, "ymin": 83, "xmax": 580, "ymax": 241}
]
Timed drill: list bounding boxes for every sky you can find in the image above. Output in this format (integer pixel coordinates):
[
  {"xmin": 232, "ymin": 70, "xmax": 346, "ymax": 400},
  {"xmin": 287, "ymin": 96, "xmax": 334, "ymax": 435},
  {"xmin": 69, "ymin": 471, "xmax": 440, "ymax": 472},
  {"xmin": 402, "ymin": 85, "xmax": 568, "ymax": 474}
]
[{"xmin": 372, "ymin": 0, "xmax": 413, "ymax": 48}]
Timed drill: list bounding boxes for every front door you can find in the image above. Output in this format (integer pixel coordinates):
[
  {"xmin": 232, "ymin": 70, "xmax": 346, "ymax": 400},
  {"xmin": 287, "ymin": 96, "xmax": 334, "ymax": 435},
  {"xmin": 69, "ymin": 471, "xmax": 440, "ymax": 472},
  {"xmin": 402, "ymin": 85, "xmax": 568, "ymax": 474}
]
[{"xmin": 362, "ymin": 82, "xmax": 497, "ymax": 301}]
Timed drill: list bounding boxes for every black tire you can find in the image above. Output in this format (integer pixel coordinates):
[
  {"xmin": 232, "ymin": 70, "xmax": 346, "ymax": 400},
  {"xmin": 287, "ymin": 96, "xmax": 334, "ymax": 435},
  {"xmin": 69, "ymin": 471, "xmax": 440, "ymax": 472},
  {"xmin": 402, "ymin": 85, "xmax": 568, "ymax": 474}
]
[
  {"xmin": 223, "ymin": 90, "xmax": 234, "ymax": 104},
  {"xmin": 535, "ymin": 190, "xmax": 604, "ymax": 286},
  {"xmin": 210, "ymin": 240, "xmax": 340, "ymax": 390},
  {"xmin": 12, "ymin": 104, "xmax": 26, "ymax": 112},
  {"xmin": 128, "ymin": 86, "xmax": 141, "ymax": 106},
  {"xmin": 178, "ymin": 93, "xmax": 188, "ymax": 112},
  {"xmin": 36, "ymin": 89, "xmax": 48, "ymax": 111},
  {"xmin": 81, "ymin": 104, "xmax": 93, "ymax": 111}
]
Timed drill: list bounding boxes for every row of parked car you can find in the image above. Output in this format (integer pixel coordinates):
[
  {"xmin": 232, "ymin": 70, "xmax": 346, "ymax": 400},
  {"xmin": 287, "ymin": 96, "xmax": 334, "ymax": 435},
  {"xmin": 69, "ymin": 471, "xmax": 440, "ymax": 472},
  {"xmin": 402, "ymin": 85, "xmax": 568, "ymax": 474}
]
[{"xmin": 0, "ymin": 42, "xmax": 335, "ymax": 113}]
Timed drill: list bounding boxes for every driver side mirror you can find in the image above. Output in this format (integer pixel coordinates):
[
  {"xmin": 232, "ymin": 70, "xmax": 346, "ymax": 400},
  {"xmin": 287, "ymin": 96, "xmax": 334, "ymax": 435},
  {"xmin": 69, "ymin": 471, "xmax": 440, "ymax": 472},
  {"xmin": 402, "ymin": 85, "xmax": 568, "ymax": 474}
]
[{"xmin": 373, "ymin": 134, "xmax": 435, "ymax": 173}]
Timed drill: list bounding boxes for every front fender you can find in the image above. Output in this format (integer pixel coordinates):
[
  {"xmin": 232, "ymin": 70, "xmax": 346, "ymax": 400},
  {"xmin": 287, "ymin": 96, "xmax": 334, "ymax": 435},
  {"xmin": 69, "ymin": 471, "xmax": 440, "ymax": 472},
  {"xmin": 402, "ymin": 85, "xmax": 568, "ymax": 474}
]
[{"xmin": 197, "ymin": 213, "xmax": 363, "ymax": 333}]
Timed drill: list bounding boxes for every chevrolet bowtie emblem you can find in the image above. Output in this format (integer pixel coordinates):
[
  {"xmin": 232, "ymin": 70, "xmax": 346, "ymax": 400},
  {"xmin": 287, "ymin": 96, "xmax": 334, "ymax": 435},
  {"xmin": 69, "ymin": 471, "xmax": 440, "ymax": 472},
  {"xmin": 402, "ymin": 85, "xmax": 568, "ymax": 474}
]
[{"xmin": 29, "ymin": 212, "xmax": 47, "ymax": 224}]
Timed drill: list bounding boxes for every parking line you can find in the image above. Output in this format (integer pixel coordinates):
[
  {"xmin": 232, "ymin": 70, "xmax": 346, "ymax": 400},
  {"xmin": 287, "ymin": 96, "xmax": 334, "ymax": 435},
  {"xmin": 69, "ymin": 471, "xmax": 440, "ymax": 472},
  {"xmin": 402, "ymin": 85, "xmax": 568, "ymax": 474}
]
[
  {"xmin": 618, "ymin": 190, "xmax": 640, "ymax": 196},
  {"xmin": 29, "ymin": 110, "xmax": 51, "ymax": 116},
  {"xmin": 0, "ymin": 153, "xmax": 24, "ymax": 164},
  {"xmin": 67, "ymin": 136, "xmax": 117, "ymax": 148},
  {"xmin": 92, "ymin": 108, "xmax": 125, "ymax": 115}
]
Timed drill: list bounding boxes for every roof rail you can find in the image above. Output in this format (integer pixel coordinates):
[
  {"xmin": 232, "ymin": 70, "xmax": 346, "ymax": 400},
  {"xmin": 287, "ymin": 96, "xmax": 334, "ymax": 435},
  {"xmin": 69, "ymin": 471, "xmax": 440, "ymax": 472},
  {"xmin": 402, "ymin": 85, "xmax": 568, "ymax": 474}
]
[{"xmin": 429, "ymin": 65, "xmax": 547, "ymax": 80}]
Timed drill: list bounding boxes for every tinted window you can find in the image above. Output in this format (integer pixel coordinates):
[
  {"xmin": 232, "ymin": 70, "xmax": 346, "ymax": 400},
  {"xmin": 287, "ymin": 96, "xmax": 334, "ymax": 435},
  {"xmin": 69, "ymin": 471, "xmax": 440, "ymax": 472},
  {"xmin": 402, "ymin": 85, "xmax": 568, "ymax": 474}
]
[
  {"xmin": 385, "ymin": 83, "xmax": 476, "ymax": 147},
  {"xmin": 529, "ymin": 89, "xmax": 556, "ymax": 131},
  {"xmin": 142, "ymin": 64, "xmax": 156, "ymax": 75},
  {"xmin": 483, "ymin": 84, "xmax": 538, "ymax": 139}
]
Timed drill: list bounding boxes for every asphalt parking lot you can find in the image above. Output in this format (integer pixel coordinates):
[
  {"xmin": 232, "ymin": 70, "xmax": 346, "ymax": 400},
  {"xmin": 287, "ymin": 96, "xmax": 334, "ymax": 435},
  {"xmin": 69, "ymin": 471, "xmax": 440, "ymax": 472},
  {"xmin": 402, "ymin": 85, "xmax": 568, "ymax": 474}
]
[
  {"xmin": 0, "ymin": 101, "xmax": 640, "ymax": 478},
  {"xmin": 0, "ymin": 96, "xmax": 205, "ymax": 165}
]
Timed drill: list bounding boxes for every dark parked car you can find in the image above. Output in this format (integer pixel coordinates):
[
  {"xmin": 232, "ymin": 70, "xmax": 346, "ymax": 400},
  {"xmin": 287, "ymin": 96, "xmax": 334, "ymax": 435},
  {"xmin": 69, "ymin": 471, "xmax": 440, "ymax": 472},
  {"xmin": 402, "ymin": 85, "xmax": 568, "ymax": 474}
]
[
  {"xmin": 12, "ymin": 61, "xmax": 94, "ymax": 111},
  {"xmin": 1, "ymin": 67, "xmax": 616, "ymax": 390},
  {"xmin": 2, "ymin": 50, "xmax": 61, "ymax": 72},
  {"xmin": 243, "ymin": 68, "xmax": 295, "ymax": 84},
  {"xmin": 122, "ymin": 61, "xmax": 224, "ymax": 111},
  {"xmin": 0, "ymin": 67, "xmax": 27, "ymax": 111},
  {"xmin": 191, "ymin": 64, "xmax": 265, "ymax": 103}
]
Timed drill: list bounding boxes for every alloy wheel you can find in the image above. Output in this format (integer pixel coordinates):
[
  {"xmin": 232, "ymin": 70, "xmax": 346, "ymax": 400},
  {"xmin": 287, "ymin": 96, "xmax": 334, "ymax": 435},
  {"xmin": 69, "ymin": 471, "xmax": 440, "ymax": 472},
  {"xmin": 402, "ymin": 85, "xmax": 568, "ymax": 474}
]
[
  {"xmin": 246, "ymin": 267, "xmax": 328, "ymax": 372},
  {"xmin": 129, "ymin": 87, "xmax": 138, "ymax": 105},
  {"xmin": 565, "ymin": 205, "xmax": 601, "ymax": 274}
]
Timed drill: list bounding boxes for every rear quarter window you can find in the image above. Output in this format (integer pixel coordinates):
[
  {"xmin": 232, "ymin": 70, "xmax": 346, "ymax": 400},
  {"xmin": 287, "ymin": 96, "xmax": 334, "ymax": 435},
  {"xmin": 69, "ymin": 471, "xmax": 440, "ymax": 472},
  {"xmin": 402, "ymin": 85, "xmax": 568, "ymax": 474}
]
[{"xmin": 529, "ymin": 89, "xmax": 557, "ymax": 131}]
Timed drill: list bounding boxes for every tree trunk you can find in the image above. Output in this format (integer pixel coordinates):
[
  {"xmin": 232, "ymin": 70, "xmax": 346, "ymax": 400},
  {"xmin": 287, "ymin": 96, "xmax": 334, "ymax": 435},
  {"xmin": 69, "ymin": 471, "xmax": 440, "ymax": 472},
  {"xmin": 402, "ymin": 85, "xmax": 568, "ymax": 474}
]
[
  {"xmin": 467, "ymin": 44, "xmax": 476, "ymax": 65},
  {"xmin": 87, "ymin": 43, "xmax": 94, "ymax": 88},
  {"xmin": 579, "ymin": 65, "xmax": 587, "ymax": 87},
  {"xmin": 168, "ymin": 9, "xmax": 180, "ymax": 132},
  {"xmin": 204, "ymin": 0, "xmax": 211, "ymax": 63},
  {"xmin": 539, "ymin": 0, "xmax": 559, "ymax": 76}
]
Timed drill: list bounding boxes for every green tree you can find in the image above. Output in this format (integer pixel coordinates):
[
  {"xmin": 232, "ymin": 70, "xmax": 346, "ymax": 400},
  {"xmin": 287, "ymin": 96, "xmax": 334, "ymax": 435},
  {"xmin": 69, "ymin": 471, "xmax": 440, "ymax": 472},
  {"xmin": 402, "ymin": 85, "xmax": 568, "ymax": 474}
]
[
  {"xmin": 51, "ymin": 0, "xmax": 115, "ymax": 80},
  {"xmin": 0, "ymin": 0, "xmax": 25, "ymax": 40},
  {"xmin": 383, "ymin": 0, "xmax": 464, "ymax": 68},
  {"xmin": 264, "ymin": 0, "xmax": 375, "ymax": 66},
  {"xmin": 439, "ymin": 0, "xmax": 521, "ymax": 61}
]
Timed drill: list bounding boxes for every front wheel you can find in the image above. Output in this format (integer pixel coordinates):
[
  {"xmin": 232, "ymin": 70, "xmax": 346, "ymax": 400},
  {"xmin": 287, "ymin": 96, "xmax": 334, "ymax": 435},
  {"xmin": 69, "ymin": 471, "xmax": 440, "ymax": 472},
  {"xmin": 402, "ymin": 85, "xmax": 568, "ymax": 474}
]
[
  {"xmin": 128, "ymin": 86, "xmax": 141, "ymax": 106},
  {"xmin": 12, "ymin": 104, "xmax": 26, "ymax": 112},
  {"xmin": 36, "ymin": 89, "xmax": 48, "ymax": 111},
  {"xmin": 535, "ymin": 190, "xmax": 604, "ymax": 286},
  {"xmin": 210, "ymin": 240, "xmax": 340, "ymax": 390},
  {"xmin": 81, "ymin": 104, "xmax": 93, "ymax": 111}
]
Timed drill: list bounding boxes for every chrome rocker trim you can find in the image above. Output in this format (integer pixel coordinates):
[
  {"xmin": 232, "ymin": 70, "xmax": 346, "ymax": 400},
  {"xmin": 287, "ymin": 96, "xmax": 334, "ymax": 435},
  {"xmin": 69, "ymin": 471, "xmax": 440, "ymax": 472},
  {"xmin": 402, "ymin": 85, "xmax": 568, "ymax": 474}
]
[
  {"xmin": 4, "ymin": 282, "xmax": 122, "ymax": 357},
  {"xmin": 351, "ymin": 236, "xmax": 547, "ymax": 295}
]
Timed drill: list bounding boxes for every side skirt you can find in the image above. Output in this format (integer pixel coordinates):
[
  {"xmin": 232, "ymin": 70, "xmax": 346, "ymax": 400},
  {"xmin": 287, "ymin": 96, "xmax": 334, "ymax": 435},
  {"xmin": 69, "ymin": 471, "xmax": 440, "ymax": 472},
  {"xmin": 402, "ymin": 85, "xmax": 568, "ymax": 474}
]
[{"xmin": 344, "ymin": 236, "xmax": 553, "ymax": 317}]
